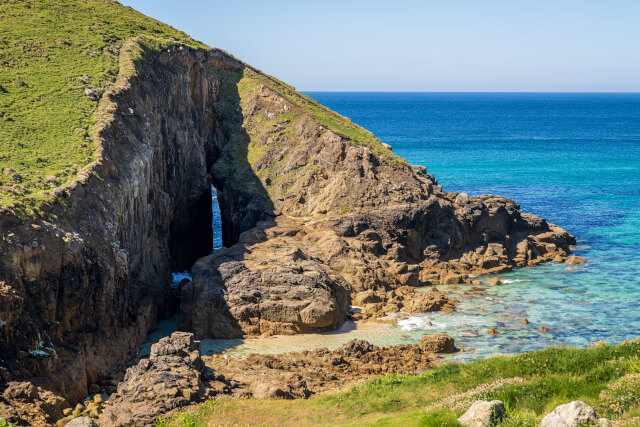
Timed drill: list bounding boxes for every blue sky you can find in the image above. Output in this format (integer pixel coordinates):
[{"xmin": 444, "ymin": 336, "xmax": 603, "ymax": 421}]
[{"xmin": 120, "ymin": 0, "xmax": 640, "ymax": 92}]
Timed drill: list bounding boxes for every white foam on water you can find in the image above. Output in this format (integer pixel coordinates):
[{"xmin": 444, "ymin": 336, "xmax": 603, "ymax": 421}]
[
  {"xmin": 501, "ymin": 279, "xmax": 529, "ymax": 284},
  {"xmin": 397, "ymin": 315, "xmax": 446, "ymax": 331}
]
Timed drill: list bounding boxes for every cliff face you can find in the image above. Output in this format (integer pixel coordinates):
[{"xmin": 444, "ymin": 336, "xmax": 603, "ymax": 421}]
[
  {"xmin": 179, "ymin": 79, "xmax": 576, "ymax": 338},
  {"xmin": 0, "ymin": 43, "xmax": 232, "ymax": 405},
  {"xmin": 1, "ymin": 38, "xmax": 576, "ymax": 425}
]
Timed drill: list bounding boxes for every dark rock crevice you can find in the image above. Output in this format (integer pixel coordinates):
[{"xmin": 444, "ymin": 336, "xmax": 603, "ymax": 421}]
[{"xmin": 0, "ymin": 45, "xmax": 261, "ymax": 410}]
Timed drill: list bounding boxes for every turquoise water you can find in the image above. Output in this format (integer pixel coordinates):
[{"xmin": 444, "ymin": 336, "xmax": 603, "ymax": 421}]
[
  {"xmin": 304, "ymin": 92, "xmax": 640, "ymax": 359},
  {"xmin": 150, "ymin": 93, "xmax": 640, "ymax": 361}
]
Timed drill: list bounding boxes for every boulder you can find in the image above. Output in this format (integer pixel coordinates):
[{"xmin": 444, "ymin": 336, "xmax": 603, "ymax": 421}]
[
  {"xmin": 442, "ymin": 273, "xmax": 465, "ymax": 285},
  {"xmin": 419, "ymin": 334, "xmax": 456, "ymax": 353},
  {"xmin": 520, "ymin": 318, "xmax": 529, "ymax": 325},
  {"xmin": 565, "ymin": 256, "xmax": 586, "ymax": 265},
  {"xmin": 66, "ymin": 417, "xmax": 99, "ymax": 427},
  {"xmin": 487, "ymin": 277, "xmax": 502, "ymax": 286},
  {"xmin": 99, "ymin": 332, "xmax": 215, "ymax": 426},
  {"xmin": 455, "ymin": 192, "xmax": 471, "ymax": 206},
  {"xmin": 354, "ymin": 289, "xmax": 382, "ymax": 305},
  {"xmin": 458, "ymin": 400, "xmax": 505, "ymax": 427},
  {"xmin": 540, "ymin": 401, "xmax": 598, "ymax": 427},
  {"xmin": 487, "ymin": 328, "xmax": 500, "ymax": 335},
  {"xmin": 405, "ymin": 289, "xmax": 453, "ymax": 313}
]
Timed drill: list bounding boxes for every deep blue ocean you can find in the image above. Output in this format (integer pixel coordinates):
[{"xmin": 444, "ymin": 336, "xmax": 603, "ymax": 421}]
[{"xmin": 154, "ymin": 93, "xmax": 640, "ymax": 359}]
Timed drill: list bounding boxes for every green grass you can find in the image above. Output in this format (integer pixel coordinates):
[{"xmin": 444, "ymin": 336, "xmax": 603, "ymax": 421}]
[
  {"xmin": 2, "ymin": 0, "xmax": 404, "ymax": 217},
  {"xmin": 155, "ymin": 339, "xmax": 640, "ymax": 426},
  {"xmin": 1, "ymin": 0, "xmax": 403, "ymax": 218},
  {"xmin": 0, "ymin": 0, "xmax": 206, "ymax": 216}
]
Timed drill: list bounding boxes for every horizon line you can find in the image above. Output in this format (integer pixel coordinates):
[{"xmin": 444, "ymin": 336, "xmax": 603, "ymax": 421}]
[{"xmin": 300, "ymin": 90, "xmax": 640, "ymax": 94}]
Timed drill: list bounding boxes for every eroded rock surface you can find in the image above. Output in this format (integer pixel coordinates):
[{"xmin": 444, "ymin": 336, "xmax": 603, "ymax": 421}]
[
  {"xmin": 204, "ymin": 337, "xmax": 454, "ymax": 397},
  {"xmin": 100, "ymin": 332, "xmax": 223, "ymax": 427},
  {"xmin": 0, "ymin": 381, "xmax": 68, "ymax": 426}
]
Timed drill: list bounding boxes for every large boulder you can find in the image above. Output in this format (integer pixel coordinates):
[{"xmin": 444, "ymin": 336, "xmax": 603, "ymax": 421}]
[
  {"xmin": 405, "ymin": 288, "xmax": 454, "ymax": 313},
  {"xmin": 100, "ymin": 332, "xmax": 217, "ymax": 427},
  {"xmin": 419, "ymin": 334, "xmax": 456, "ymax": 353},
  {"xmin": 540, "ymin": 401, "xmax": 598, "ymax": 427},
  {"xmin": 458, "ymin": 400, "xmax": 506, "ymax": 426}
]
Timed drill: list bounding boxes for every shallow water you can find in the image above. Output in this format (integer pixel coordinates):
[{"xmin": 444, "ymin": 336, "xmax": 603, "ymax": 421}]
[{"xmin": 144, "ymin": 93, "xmax": 640, "ymax": 361}]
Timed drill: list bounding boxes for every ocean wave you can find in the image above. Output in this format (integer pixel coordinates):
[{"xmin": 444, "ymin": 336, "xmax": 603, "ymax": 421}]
[
  {"xmin": 397, "ymin": 316, "xmax": 446, "ymax": 331},
  {"xmin": 500, "ymin": 279, "xmax": 530, "ymax": 284}
]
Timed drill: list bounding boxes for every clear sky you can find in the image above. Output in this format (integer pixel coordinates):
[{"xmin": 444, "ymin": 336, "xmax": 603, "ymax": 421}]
[{"xmin": 119, "ymin": 0, "xmax": 640, "ymax": 92}]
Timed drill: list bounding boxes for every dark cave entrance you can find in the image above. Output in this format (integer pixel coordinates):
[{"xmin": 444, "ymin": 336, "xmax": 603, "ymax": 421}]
[{"xmin": 164, "ymin": 182, "xmax": 225, "ymax": 320}]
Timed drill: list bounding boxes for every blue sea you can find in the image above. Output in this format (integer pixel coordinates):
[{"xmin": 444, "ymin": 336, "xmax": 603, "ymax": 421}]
[{"xmin": 153, "ymin": 93, "xmax": 640, "ymax": 360}]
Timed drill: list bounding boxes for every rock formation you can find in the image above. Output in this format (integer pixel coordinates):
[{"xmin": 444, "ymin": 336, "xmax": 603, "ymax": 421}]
[
  {"xmin": 458, "ymin": 400, "xmax": 506, "ymax": 427},
  {"xmin": 0, "ymin": 13, "xmax": 575, "ymax": 426},
  {"xmin": 540, "ymin": 401, "xmax": 599, "ymax": 427},
  {"xmin": 99, "ymin": 332, "xmax": 222, "ymax": 427},
  {"xmin": 203, "ymin": 337, "xmax": 455, "ymax": 398}
]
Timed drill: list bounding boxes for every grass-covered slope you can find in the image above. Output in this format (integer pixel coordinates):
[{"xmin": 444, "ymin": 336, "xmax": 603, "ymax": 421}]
[
  {"xmin": 155, "ymin": 339, "xmax": 640, "ymax": 427},
  {"xmin": 0, "ymin": 0, "xmax": 207, "ymax": 215},
  {"xmin": 0, "ymin": 0, "xmax": 402, "ymax": 218}
]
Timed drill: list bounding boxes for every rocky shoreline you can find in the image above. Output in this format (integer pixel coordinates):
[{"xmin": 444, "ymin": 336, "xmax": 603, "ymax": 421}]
[{"xmin": 0, "ymin": 36, "xmax": 578, "ymax": 427}]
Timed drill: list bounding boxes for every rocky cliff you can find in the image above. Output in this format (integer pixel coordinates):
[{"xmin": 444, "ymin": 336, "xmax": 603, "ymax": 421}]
[{"xmin": 1, "ymin": 28, "xmax": 575, "ymax": 427}]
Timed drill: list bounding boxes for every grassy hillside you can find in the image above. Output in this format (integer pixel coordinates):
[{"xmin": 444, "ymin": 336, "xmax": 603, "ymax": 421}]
[
  {"xmin": 155, "ymin": 339, "xmax": 640, "ymax": 426},
  {"xmin": 0, "ymin": 0, "xmax": 206, "ymax": 216},
  {"xmin": 0, "ymin": 0, "xmax": 401, "ymax": 218}
]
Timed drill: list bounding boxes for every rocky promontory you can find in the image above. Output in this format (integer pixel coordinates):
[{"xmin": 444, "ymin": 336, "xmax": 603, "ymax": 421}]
[{"xmin": 0, "ymin": 1, "xmax": 577, "ymax": 425}]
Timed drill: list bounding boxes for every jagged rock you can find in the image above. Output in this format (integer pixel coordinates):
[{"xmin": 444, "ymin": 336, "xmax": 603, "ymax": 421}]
[
  {"xmin": 419, "ymin": 334, "xmax": 456, "ymax": 353},
  {"xmin": 99, "ymin": 332, "xmax": 216, "ymax": 426},
  {"xmin": 354, "ymin": 289, "xmax": 382, "ymax": 305},
  {"xmin": 405, "ymin": 288, "xmax": 454, "ymax": 313},
  {"xmin": 0, "ymin": 381, "xmax": 69, "ymax": 426},
  {"xmin": 458, "ymin": 400, "xmax": 505, "ymax": 426},
  {"xmin": 204, "ymin": 339, "xmax": 440, "ymax": 397},
  {"xmin": 66, "ymin": 417, "xmax": 99, "ymax": 427},
  {"xmin": 487, "ymin": 277, "xmax": 501, "ymax": 286},
  {"xmin": 540, "ymin": 401, "xmax": 598, "ymax": 426}
]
